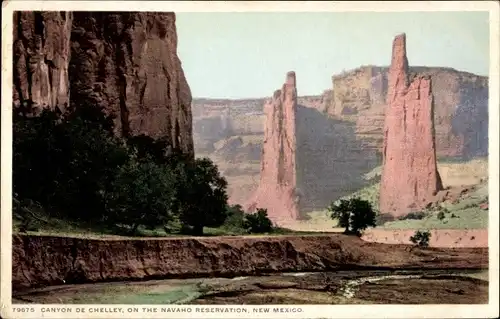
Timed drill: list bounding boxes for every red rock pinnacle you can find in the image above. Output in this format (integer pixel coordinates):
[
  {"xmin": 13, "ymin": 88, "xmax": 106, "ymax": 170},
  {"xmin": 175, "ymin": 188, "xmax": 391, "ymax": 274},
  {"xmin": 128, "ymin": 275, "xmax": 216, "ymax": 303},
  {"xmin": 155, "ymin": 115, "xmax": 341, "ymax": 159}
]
[
  {"xmin": 379, "ymin": 34, "xmax": 444, "ymax": 217},
  {"xmin": 245, "ymin": 71, "xmax": 299, "ymax": 222}
]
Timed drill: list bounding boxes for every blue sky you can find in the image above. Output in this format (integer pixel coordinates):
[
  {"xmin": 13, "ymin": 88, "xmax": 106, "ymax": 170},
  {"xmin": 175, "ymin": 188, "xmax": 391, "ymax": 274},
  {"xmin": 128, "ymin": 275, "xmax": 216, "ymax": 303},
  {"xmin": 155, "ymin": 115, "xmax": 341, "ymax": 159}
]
[{"xmin": 175, "ymin": 11, "xmax": 490, "ymax": 98}]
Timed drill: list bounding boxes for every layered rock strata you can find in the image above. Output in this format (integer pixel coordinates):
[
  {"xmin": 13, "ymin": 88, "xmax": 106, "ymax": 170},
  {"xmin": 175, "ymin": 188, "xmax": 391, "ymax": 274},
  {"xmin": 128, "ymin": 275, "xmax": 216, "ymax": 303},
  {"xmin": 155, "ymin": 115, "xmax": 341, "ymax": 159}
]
[
  {"xmin": 12, "ymin": 234, "xmax": 488, "ymax": 290},
  {"xmin": 379, "ymin": 34, "xmax": 444, "ymax": 217}
]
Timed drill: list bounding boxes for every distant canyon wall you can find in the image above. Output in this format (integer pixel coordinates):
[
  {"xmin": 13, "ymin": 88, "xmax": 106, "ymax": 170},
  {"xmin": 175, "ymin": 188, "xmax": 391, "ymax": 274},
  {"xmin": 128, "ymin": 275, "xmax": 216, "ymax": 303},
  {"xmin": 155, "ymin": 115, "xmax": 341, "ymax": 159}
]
[
  {"xmin": 192, "ymin": 65, "xmax": 488, "ymax": 210},
  {"xmin": 13, "ymin": 11, "xmax": 194, "ymax": 156},
  {"xmin": 193, "ymin": 67, "xmax": 488, "ymax": 160}
]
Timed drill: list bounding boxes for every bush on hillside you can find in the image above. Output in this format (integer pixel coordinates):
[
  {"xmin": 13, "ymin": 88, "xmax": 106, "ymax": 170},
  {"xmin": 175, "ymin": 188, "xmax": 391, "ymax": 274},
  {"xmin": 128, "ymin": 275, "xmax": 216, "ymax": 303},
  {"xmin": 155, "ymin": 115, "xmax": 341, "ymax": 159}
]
[
  {"xmin": 243, "ymin": 208, "xmax": 273, "ymax": 234},
  {"xmin": 328, "ymin": 197, "xmax": 377, "ymax": 236},
  {"xmin": 397, "ymin": 211, "xmax": 427, "ymax": 221},
  {"xmin": 437, "ymin": 210, "xmax": 446, "ymax": 221}
]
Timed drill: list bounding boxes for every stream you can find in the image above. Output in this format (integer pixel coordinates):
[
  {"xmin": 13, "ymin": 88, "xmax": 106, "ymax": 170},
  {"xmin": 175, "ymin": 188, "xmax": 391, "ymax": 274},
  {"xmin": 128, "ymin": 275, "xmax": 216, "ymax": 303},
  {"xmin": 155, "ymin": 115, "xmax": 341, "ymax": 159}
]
[{"xmin": 13, "ymin": 269, "xmax": 489, "ymax": 305}]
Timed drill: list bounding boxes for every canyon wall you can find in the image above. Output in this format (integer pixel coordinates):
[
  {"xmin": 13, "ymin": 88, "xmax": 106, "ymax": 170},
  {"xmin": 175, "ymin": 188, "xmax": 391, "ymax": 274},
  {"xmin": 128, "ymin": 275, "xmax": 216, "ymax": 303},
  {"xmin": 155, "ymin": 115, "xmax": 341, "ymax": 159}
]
[
  {"xmin": 13, "ymin": 11, "xmax": 194, "ymax": 156},
  {"xmin": 323, "ymin": 65, "xmax": 488, "ymax": 159},
  {"xmin": 13, "ymin": 12, "xmax": 73, "ymax": 112},
  {"xmin": 193, "ymin": 67, "xmax": 488, "ymax": 160},
  {"xmin": 245, "ymin": 72, "xmax": 299, "ymax": 221},
  {"xmin": 192, "ymin": 63, "xmax": 488, "ymax": 208},
  {"xmin": 12, "ymin": 234, "xmax": 488, "ymax": 290},
  {"xmin": 379, "ymin": 33, "xmax": 443, "ymax": 217}
]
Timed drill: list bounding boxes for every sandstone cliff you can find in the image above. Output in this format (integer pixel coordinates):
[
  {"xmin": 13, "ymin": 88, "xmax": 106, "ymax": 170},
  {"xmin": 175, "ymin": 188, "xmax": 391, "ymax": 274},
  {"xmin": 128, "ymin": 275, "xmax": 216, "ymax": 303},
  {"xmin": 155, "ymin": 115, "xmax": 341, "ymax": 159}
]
[
  {"xmin": 323, "ymin": 65, "xmax": 488, "ymax": 159},
  {"xmin": 379, "ymin": 34, "xmax": 444, "ymax": 217},
  {"xmin": 13, "ymin": 11, "xmax": 194, "ymax": 156},
  {"xmin": 246, "ymin": 72, "xmax": 299, "ymax": 220},
  {"xmin": 191, "ymin": 62, "xmax": 488, "ymax": 208},
  {"xmin": 13, "ymin": 12, "xmax": 73, "ymax": 112}
]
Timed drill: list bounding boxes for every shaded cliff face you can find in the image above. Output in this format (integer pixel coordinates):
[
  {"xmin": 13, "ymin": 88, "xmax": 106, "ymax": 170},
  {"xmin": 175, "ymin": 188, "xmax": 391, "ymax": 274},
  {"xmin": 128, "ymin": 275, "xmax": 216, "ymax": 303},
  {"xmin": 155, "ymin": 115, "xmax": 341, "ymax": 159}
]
[
  {"xmin": 13, "ymin": 11, "xmax": 194, "ymax": 156},
  {"xmin": 13, "ymin": 12, "xmax": 73, "ymax": 112},
  {"xmin": 379, "ymin": 34, "xmax": 444, "ymax": 217},
  {"xmin": 246, "ymin": 72, "xmax": 299, "ymax": 220}
]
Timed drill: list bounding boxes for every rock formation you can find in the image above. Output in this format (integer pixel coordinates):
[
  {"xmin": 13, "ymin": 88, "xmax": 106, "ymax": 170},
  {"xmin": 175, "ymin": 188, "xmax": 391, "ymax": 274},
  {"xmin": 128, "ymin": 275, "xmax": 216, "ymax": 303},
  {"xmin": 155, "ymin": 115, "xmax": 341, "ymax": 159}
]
[
  {"xmin": 379, "ymin": 33, "xmax": 444, "ymax": 217},
  {"xmin": 246, "ymin": 72, "xmax": 299, "ymax": 221},
  {"xmin": 322, "ymin": 65, "xmax": 488, "ymax": 159},
  {"xmin": 13, "ymin": 12, "xmax": 73, "ymax": 112},
  {"xmin": 13, "ymin": 11, "xmax": 194, "ymax": 157}
]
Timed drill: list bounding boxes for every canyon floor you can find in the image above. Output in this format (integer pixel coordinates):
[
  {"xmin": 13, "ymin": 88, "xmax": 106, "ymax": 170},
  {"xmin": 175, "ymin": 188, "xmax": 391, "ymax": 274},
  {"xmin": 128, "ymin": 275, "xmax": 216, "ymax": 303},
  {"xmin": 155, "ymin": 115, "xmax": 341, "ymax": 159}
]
[
  {"xmin": 216, "ymin": 157, "xmax": 489, "ymax": 234},
  {"xmin": 13, "ymin": 269, "xmax": 489, "ymax": 305}
]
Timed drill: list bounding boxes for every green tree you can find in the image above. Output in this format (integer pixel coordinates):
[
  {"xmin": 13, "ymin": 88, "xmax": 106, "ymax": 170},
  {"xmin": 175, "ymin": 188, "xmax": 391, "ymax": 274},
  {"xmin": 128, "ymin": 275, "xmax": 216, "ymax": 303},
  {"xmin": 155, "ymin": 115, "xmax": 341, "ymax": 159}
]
[
  {"xmin": 243, "ymin": 208, "xmax": 273, "ymax": 234},
  {"xmin": 328, "ymin": 197, "xmax": 377, "ymax": 236},
  {"xmin": 126, "ymin": 134, "xmax": 172, "ymax": 165},
  {"xmin": 13, "ymin": 104, "xmax": 129, "ymax": 222},
  {"xmin": 409, "ymin": 230, "xmax": 431, "ymax": 248},
  {"xmin": 173, "ymin": 157, "xmax": 229, "ymax": 236},
  {"xmin": 103, "ymin": 157, "xmax": 177, "ymax": 234},
  {"xmin": 223, "ymin": 204, "xmax": 246, "ymax": 230}
]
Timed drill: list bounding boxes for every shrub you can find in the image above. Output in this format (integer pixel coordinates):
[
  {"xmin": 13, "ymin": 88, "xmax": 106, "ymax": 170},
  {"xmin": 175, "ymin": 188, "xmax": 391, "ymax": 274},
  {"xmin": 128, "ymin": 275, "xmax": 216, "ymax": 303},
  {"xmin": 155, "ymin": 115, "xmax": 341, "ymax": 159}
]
[
  {"xmin": 223, "ymin": 204, "xmax": 246, "ymax": 230},
  {"xmin": 437, "ymin": 210, "xmax": 446, "ymax": 220},
  {"xmin": 409, "ymin": 230, "xmax": 431, "ymax": 247},
  {"xmin": 243, "ymin": 208, "xmax": 273, "ymax": 234},
  {"xmin": 375, "ymin": 213, "xmax": 395, "ymax": 226},
  {"xmin": 397, "ymin": 211, "xmax": 427, "ymax": 221},
  {"xmin": 328, "ymin": 197, "xmax": 377, "ymax": 236}
]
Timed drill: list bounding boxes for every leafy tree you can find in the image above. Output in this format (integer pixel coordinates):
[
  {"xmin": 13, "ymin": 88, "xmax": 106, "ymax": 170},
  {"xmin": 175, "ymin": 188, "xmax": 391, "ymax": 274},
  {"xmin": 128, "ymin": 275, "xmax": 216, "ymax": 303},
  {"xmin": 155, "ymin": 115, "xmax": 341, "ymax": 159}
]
[
  {"xmin": 223, "ymin": 204, "xmax": 246, "ymax": 230},
  {"xmin": 409, "ymin": 230, "xmax": 431, "ymax": 248},
  {"xmin": 243, "ymin": 208, "xmax": 273, "ymax": 234},
  {"xmin": 103, "ymin": 157, "xmax": 177, "ymax": 234},
  {"xmin": 13, "ymin": 104, "xmax": 129, "ymax": 222},
  {"xmin": 126, "ymin": 134, "xmax": 172, "ymax": 165},
  {"xmin": 13, "ymin": 108, "xmax": 62, "ymax": 207},
  {"xmin": 328, "ymin": 197, "xmax": 376, "ymax": 236},
  {"xmin": 173, "ymin": 157, "xmax": 229, "ymax": 236}
]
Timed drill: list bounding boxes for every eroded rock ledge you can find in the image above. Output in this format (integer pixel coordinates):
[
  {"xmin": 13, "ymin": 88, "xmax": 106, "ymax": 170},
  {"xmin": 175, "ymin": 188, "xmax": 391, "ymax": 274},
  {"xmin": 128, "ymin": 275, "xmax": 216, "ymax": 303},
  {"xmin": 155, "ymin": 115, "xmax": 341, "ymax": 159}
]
[{"xmin": 12, "ymin": 234, "xmax": 488, "ymax": 290}]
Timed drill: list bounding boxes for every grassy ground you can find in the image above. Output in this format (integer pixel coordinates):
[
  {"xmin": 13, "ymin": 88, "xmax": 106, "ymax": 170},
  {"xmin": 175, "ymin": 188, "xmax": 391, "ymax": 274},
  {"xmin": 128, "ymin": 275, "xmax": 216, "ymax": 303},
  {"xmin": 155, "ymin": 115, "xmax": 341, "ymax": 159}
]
[
  {"xmin": 12, "ymin": 211, "xmax": 339, "ymax": 239},
  {"xmin": 13, "ymin": 158, "xmax": 488, "ymax": 237},
  {"xmin": 284, "ymin": 158, "xmax": 488, "ymax": 232}
]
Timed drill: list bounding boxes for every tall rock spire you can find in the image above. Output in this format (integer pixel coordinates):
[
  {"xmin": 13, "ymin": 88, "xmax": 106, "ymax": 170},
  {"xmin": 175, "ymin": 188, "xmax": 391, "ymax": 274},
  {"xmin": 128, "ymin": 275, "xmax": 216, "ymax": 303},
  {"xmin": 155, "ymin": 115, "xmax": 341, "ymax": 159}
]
[
  {"xmin": 379, "ymin": 33, "xmax": 444, "ymax": 217},
  {"xmin": 246, "ymin": 71, "xmax": 299, "ymax": 221}
]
